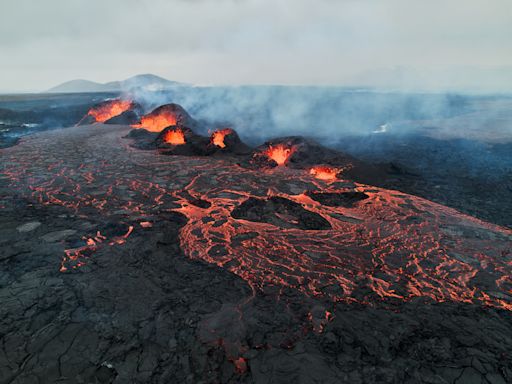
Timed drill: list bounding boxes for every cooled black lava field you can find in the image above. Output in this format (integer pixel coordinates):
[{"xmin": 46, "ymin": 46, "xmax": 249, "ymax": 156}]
[{"xmin": 0, "ymin": 94, "xmax": 511, "ymax": 384}]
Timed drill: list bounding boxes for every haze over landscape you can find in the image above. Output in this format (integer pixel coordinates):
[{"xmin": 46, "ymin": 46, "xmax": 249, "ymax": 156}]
[
  {"xmin": 1, "ymin": 0, "xmax": 511, "ymax": 93},
  {"xmin": 1, "ymin": 1, "xmax": 512, "ymax": 383}
]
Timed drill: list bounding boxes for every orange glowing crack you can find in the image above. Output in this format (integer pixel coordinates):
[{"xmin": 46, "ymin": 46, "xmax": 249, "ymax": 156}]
[
  {"xmin": 60, "ymin": 226, "xmax": 134, "ymax": 272},
  {"xmin": 3, "ymin": 128, "xmax": 511, "ymax": 312}
]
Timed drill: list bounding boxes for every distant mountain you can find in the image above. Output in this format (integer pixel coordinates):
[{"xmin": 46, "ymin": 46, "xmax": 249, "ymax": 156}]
[
  {"xmin": 46, "ymin": 79, "xmax": 114, "ymax": 93},
  {"xmin": 47, "ymin": 74, "xmax": 187, "ymax": 93}
]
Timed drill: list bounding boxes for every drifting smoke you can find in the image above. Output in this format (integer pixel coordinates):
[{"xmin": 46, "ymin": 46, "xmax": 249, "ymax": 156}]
[
  {"xmin": 121, "ymin": 83, "xmax": 477, "ymax": 144},
  {"xmin": 118, "ymin": 80, "xmax": 512, "ymax": 186}
]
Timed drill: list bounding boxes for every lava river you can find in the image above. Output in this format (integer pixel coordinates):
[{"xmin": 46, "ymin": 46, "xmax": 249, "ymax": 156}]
[{"xmin": 1, "ymin": 124, "xmax": 511, "ymax": 311}]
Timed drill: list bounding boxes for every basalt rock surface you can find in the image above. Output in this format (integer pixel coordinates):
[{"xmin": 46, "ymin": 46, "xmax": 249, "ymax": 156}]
[
  {"xmin": 0, "ymin": 123, "xmax": 511, "ymax": 384},
  {"xmin": 231, "ymin": 196, "xmax": 332, "ymax": 230},
  {"xmin": 104, "ymin": 110, "xmax": 140, "ymax": 125},
  {"xmin": 306, "ymin": 191, "xmax": 370, "ymax": 208}
]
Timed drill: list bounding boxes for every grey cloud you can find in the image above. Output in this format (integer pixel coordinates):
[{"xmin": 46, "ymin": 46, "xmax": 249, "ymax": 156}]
[{"xmin": 0, "ymin": 0, "xmax": 511, "ymax": 92}]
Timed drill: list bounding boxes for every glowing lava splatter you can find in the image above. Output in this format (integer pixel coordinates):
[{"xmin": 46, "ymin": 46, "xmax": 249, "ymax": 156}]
[
  {"xmin": 310, "ymin": 166, "xmax": 338, "ymax": 181},
  {"xmin": 163, "ymin": 129, "xmax": 186, "ymax": 145},
  {"xmin": 132, "ymin": 111, "xmax": 178, "ymax": 132},
  {"xmin": 211, "ymin": 129, "xmax": 233, "ymax": 148},
  {"xmin": 86, "ymin": 100, "xmax": 134, "ymax": 123},
  {"xmin": 263, "ymin": 144, "xmax": 296, "ymax": 166}
]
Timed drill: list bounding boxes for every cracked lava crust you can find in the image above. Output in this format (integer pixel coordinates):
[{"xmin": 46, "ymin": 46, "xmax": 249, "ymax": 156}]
[{"xmin": 0, "ymin": 122, "xmax": 511, "ymax": 384}]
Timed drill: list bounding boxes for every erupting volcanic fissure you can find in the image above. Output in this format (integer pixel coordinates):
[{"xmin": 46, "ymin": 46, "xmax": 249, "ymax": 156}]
[
  {"xmin": 211, "ymin": 129, "xmax": 233, "ymax": 148},
  {"xmin": 3, "ymin": 97, "xmax": 512, "ymax": 383},
  {"xmin": 133, "ymin": 111, "xmax": 178, "ymax": 132},
  {"xmin": 4, "ymin": 109, "xmax": 511, "ymax": 313},
  {"xmin": 86, "ymin": 100, "xmax": 134, "ymax": 123},
  {"xmin": 163, "ymin": 128, "xmax": 186, "ymax": 145},
  {"xmin": 263, "ymin": 144, "xmax": 296, "ymax": 165}
]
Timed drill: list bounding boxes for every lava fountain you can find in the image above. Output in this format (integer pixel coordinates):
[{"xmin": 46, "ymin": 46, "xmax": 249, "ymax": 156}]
[
  {"xmin": 133, "ymin": 111, "xmax": 178, "ymax": 132},
  {"xmin": 85, "ymin": 100, "xmax": 134, "ymax": 123},
  {"xmin": 163, "ymin": 129, "xmax": 186, "ymax": 145},
  {"xmin": 310, "ymin": 166, "xmax": 338, "ymax": 181},
  {"xmin": 211, "ymin": 129, "xmax": 233, "ymax": 148},
  {"xmin": 263, "ymin": 144, "xmax": 296, "ymax": 166}
]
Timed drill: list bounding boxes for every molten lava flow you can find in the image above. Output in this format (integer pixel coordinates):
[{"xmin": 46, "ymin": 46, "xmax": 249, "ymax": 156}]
[
  {"xmin": 133, "ymin": 111, "xmax": 178, "ymax": 132},
  {"xmin": 87, "ymin": 100, "xmax": 133, "ymax": 123},
  {"xmin": 3, "ymin": 124, "xmax": 512, "ymax": 312},
  {"xmin": 310, "ymin": 166, "xmax": 338, "ymax": 181},
  {"xmin": 263, "ymin": 144, "xmax": 296, "ymax": 166},
  {"xmin": 163, "ymin": 129, "xmax": 186, "ymax": 145},
  {"xmin": 211, "ymin": 129, "xmax": 233, "ymax": 148},
  {"xmin": 59, "ymin": 226, "xmax": 132, "ymax": 272}
]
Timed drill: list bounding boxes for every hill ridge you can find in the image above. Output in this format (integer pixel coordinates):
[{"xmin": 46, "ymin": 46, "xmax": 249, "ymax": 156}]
[{"xmin": 47, "ymin": 74, "xmax": 187, "ymax": 93}]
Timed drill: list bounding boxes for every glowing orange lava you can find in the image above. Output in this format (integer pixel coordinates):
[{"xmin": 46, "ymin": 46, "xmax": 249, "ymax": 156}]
[
  {"xmin": 133, "ymin": 112, "xmax": 178, "ymax": 132},
  {"xmin": 3, "ymin": 125, "xmax": 512, "ymax": 312},
  {"xmin": 231, "ymin": 357, "xmax": 247, "ymax": 373},
  {"xmin": 263, "ymin": 144, "xmax": 296, "ymax": 166},
  {"xmin": 87, "ymin": 100, "xmax": 133, "ymax": 123},
  {"xmin": 163, "ymin": 129, "xmax": 186, "ymax": 145},
  {"xmin": 310, "ymin": 166, "xmax": 338, "ymax": 181},
  {"xmin": 211, "ymin": 129, "xmax": 233, "ymax": 148}
]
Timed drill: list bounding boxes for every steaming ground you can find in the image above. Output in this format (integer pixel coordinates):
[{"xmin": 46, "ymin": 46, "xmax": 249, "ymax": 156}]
[
  {"xmin": 0, "ymin": 89, "xmax": 511, "ymax": 383},
  {"xmin": 1, "ymin": 123, "xmax": 511, "ymax": 384},
  {"xmin": 1, "ymin": 89, "xmax": 511, "ymax": 228}
]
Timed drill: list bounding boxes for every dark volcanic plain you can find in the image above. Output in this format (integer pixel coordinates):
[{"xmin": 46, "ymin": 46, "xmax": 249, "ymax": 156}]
[{"xmin": 0, "ymin": 117, "xmax": 511, "ymax": 384}]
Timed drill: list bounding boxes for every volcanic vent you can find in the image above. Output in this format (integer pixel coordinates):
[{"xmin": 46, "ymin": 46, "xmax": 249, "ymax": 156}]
[
  {"xmin": 77, "ymin": 99, "xmax": 140, "ymax": 125},
  {"xmin": 132, "ymin": 103, "xmax": 196, "ymax": 132},
  {"xmin": 128, "ymin": 105, "xmax": 252, "ymax": 156},
  {"xmin": 154, "ymin": 126, "xmax": 211, "ymax": 155},
  {"xmin": 209, "ymin": 128, "xmax": 252, "ymax": 155},
  {"xmin": 253, "ymin": 136, "xmax": 357, "ymax": 169}
]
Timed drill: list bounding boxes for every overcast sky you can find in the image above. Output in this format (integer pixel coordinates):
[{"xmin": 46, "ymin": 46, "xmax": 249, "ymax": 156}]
[{"xmin": 0, "ymin": 0, "xmax": 511, "ymax": 92}]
